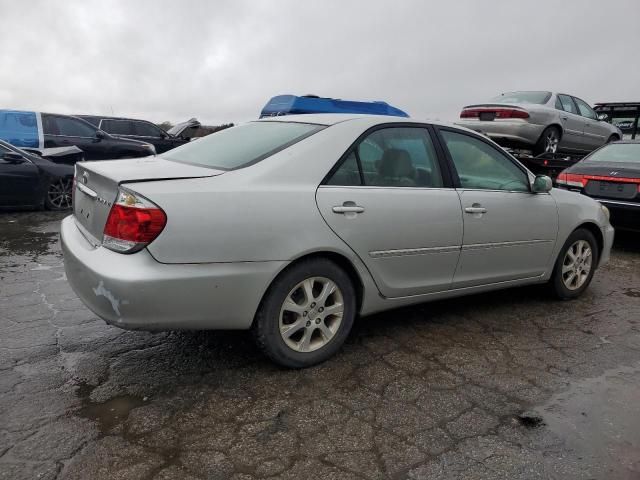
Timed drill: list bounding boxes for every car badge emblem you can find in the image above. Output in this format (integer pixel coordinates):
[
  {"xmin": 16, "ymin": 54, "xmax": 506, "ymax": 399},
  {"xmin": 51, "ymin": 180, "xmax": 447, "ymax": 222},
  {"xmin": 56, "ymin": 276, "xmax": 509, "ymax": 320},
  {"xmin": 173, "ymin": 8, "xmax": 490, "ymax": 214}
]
[
  {"xmin": 82, "ymin": 172, "xmax": 89, "ymax": 184},
  {"xmin": 610, "ymin": 171, "xmax": 619, "ymax": 176}
]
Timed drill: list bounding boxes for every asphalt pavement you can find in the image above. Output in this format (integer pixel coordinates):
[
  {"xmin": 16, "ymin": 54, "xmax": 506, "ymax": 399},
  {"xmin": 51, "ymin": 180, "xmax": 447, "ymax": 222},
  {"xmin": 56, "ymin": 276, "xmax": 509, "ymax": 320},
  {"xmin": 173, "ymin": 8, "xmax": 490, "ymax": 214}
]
[{"xmin": 1, "ymin": 211, "xmax": 639, "ymax": 479}]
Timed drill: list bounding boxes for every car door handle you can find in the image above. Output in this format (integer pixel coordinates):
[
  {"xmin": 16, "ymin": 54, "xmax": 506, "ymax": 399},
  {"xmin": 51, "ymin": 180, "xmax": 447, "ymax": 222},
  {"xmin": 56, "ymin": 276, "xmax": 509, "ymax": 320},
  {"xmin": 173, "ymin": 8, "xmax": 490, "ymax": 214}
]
[
  {"xmin": 333, "ymin": 204, "xmax": 365, "ymax": 214},
  {"xmin": 464, "ymin": 206, "xmax": 487, "ymax": 214},
  {"xmin": 561, "ymin": 116, "xmax": 568, "ymax": 120}
]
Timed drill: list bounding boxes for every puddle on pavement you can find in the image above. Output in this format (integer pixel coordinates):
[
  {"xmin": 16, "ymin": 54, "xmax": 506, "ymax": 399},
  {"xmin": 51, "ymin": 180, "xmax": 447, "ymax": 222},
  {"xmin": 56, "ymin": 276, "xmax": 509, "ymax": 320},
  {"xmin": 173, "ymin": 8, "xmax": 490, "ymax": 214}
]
[
  {"xmin": 76, "ymin": 383, "xmax": 146, "ymax": 434},
  {"xmin": 0, "ymin": 212, "xmax": 67, "ymax": 259},
  {"xmin": 535, "ymin": 362, "xmax": 640, "ymax": 477}
]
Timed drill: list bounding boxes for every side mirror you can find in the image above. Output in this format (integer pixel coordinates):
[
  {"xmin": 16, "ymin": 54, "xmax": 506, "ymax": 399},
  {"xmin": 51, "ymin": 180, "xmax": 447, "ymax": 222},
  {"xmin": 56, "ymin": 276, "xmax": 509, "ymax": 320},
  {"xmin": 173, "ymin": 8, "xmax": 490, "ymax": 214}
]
[
  {"xmin": 532, "ymin": 175, "xmax": 553, "ymax": 193},
  {"xmin": 2, "ymin": 151, "xmax": 25, "ymax": 163},
  {"xmin": 597, "ymin": 113, "xmax": 609, "ymax": 122},
  {"xmin": 95, "ymin": 130, "xmax": 106, "ymax": 140}
]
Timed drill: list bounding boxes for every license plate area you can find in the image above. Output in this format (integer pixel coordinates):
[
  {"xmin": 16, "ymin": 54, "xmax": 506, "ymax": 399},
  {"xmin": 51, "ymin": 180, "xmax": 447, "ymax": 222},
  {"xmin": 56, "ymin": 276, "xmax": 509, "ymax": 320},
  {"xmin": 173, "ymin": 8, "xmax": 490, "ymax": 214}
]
[
  {"xmin": 585, "ymin": 181, "xmax": 637, "ymax": 200},
  {"xmin": 479, "ymin": 111, "xmax": 496, "ymax": 121}
]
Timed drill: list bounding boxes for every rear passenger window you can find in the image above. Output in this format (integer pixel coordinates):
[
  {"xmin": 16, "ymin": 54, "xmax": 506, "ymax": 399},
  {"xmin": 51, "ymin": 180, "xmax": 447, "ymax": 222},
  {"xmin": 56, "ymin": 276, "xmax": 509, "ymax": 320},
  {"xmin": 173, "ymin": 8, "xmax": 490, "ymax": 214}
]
[
  {"xmin": 102, "ymin": 120, "xmax": 135, "ymax": 135},
  {"xmin": 326, "ymin": 127, "xmax": 443, "ymax": 188},
  {"xmin": 558, "ymin": 94, "xmax": 578, "ymax": 115}
]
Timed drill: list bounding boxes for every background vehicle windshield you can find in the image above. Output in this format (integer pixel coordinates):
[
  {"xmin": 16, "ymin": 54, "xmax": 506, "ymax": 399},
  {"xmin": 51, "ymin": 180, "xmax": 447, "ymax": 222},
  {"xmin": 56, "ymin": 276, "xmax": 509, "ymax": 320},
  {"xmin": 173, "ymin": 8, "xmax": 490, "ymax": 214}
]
[
  {"xmin": 163, "ymin": 121, "xmax": 325, "ymax": 170},
  {"xmin": 489, "ymin": 91, "xmax": 551, "ymax": 104},
  {"xmin": 586, "ymin": 143, "xmax": 640, "ymax": 164}
]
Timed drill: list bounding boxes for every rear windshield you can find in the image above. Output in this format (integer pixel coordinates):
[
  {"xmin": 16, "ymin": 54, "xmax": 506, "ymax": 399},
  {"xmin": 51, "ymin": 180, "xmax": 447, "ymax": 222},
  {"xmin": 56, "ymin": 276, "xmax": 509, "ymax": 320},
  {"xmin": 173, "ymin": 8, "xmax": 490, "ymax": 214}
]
[
  {"xmin": 162, "ymin": 121, "xmax": 325, "ymax": 170},
  {"xmin": 586, "ymin": 143, "xmax": 640, "ymax": 164},
  {"xmin": 489, "ymin": 91, "xmax": 551, "ymax": 105}
]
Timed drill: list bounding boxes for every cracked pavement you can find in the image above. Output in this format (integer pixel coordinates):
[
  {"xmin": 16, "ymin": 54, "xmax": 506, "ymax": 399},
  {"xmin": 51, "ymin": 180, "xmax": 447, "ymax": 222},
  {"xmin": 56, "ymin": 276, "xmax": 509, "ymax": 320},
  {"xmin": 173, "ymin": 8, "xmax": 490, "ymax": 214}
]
[{"xmin": 1, "ymin": 211, "xmax": 639, "ymax": 479}]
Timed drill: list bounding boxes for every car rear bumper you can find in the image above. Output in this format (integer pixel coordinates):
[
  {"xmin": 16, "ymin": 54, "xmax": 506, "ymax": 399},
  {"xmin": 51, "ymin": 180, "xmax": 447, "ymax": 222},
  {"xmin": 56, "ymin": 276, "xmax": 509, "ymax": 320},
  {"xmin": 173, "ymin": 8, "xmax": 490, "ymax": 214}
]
[
  {"xmin": 60, "ymin": 215, "xmax": 286, "ymax": 330},
  {"xmin": 598, "ymin": 199, "xmax": 640, "ymax": 232},
  {"xmin": 455, "ymin": 120, "xmax": 545, "ymax": 146}
]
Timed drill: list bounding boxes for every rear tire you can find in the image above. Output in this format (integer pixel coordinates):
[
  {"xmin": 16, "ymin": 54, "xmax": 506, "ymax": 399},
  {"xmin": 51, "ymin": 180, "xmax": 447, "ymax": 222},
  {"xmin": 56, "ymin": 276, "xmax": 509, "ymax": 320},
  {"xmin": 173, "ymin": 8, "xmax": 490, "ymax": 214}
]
[
  {"xmin": 534, "ymin": 126, "xmax": 561, "ymax": 155},
  {"xmin": 550, "ymin": 228, "xmax": 599, "ymax": 300},
  {"xmin": 44, "ymin": 177, "xmax": 73, "ymax": 211},
  {"xmin": 252, "ymin": 258, "xmax": 356, "ymax": 368}
]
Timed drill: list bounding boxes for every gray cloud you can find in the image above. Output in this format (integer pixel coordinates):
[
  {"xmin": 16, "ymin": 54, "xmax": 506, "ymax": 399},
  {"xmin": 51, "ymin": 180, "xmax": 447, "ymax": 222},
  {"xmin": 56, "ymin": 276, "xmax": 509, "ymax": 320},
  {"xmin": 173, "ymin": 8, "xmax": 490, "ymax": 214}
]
[{"xmin": 0, "ymin": 0, "xmax": 638, "ymax": 125}]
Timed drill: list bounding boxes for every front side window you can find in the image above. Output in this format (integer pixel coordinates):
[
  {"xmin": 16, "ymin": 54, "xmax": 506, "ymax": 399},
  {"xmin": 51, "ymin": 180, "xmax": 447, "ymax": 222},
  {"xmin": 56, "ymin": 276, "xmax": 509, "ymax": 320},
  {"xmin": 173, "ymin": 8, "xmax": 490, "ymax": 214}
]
[
  {"xmin": 441, "ymin": 130, "xmax": 529, "ymax": 192},
  {"xmin": 558, "ymin": 94, "xmax": 578, "ymax": 115},
  {"xmin": 134, "ymin": 121, "xmax": 163, "ymax": 137},
  {"xmin": 102, "ymin": 120, "xmax": 135, "ymax": 136},
  {"xmin": 163, "ymin": 121, "xmax": 325, "ymax": 170},
  {"xmin": 573, "ymin": 97, "xmax": 597, "ymax": 120},
  {"xmin": 44, "ymin": 115, "xmax": 96, "ymax": 137}
]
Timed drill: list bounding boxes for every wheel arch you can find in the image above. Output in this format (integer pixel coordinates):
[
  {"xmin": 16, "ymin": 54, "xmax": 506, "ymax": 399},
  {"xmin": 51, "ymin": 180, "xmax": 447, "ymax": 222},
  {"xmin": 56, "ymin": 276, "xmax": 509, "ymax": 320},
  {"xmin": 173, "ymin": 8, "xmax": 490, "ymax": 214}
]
[
  {"xmin": 574, "ymin": 221, "xmax": 604, "ymax": 258},
  {"xmin": 547, "ymin": 123, "xmax": 564, "ymax": 140},
  {"xmin": 255, "ymin": 250, "xmax": 366, "ymax": 324}
]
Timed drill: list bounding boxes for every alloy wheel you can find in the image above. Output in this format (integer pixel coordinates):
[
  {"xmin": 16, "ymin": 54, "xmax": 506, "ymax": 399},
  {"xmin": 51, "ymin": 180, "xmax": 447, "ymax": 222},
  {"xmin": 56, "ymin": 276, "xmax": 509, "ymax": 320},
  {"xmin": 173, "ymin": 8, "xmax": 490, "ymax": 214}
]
[
  {"xmin": 561, "ymin": 240, "xmax": 593, "ymax": 291},
  {"xmin": 544, "ymin": 130, "xmax": 559, "ymax": 153},
  {"xmin": 279, "ymin": 277, "xmax": 344, "ymax": 353},
  {"xmin": 47, "ymin": 178, "xmax": 73, "ymax": 209}
]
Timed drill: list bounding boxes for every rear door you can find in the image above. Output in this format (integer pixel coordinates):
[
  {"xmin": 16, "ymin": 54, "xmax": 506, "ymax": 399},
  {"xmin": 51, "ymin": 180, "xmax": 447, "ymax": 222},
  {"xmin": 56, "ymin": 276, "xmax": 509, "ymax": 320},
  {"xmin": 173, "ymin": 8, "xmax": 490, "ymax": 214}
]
[
  {"xmin": 556, "ymin": 94, "xmax": 585, "ymax": 150},
  {"xmin": 436, "ymin": 128, "xmax": 558, "ymax": 288},
  {"xmin": 316, "ymin": 125, "xmax": 463, "ymax": 298},
  {"xmin": 574, "ymin": 97, "xmax": 607, "ymax": 149}
]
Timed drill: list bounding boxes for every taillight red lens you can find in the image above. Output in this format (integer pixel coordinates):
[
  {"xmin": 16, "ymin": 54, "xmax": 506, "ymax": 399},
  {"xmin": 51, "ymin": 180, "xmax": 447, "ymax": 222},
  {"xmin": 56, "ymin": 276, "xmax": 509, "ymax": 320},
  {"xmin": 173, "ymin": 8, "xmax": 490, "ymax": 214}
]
[
  {"xmin": 104, "ymin": 204, "xmax": 166, "ymax": 243},
  {"xmin": 556, "ymin": 172, "xmax": 587, "ymax": 187},
  {"xmin": 102, "ymin": 189, "xmax": 166, "ymax": 253},
  {"xmin": 460, "ymin": 108, "xmax": 529, "ymax": 119}
]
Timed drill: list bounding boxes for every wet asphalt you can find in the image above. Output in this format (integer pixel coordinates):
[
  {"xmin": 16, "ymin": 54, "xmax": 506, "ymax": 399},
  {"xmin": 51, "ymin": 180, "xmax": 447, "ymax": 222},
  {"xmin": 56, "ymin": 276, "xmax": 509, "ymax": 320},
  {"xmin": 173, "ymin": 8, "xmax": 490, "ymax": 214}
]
[{"xmin": 0, "ymin": 211, "xmax": 639, "ymax": 480}]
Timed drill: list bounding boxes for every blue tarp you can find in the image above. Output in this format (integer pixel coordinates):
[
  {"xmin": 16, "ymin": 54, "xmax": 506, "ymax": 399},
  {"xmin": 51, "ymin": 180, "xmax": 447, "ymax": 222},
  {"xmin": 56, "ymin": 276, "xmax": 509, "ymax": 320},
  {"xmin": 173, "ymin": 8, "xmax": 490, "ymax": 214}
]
[
  {"xmin": 0, "ymin": 110, "xmax": 40, "ymax": 148},
  {"xmin": 260, "ymin": 95, "xmax": 409, "ymax": 118}
]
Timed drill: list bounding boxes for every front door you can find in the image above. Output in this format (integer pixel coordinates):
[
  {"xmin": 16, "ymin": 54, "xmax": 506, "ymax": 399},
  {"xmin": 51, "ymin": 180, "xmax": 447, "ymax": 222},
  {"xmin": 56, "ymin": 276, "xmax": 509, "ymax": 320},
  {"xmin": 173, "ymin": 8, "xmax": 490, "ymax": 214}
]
[
  {"xmin": 574, "ymin": 97, "xmax": 607, "ymax": 149},
  {"xmin": 437, "ymin": 128, "xmax": 559, "ymax": 288},
  {"xmin": 42, "ymin": 114, "xmax": 106, "ymax": 160},
  {"xmin": 0, "ymin": 145, "xmax": 40, "ymax": 207},
  {"xmin": 316, "ymin": 126, "xmax": 463, "ymax": 298}
]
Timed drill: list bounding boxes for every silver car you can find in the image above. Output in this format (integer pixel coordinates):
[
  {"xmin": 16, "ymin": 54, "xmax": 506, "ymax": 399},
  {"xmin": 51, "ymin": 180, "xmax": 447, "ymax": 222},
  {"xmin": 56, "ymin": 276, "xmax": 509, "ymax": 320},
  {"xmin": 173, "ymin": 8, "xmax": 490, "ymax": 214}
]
[
  {"xmin": 61, "ymin": 115, "xmax": 614, "ymax": 367},
  {"xmin": 456, "ymin": 91, "xmax": 622, "ymax": 155}
]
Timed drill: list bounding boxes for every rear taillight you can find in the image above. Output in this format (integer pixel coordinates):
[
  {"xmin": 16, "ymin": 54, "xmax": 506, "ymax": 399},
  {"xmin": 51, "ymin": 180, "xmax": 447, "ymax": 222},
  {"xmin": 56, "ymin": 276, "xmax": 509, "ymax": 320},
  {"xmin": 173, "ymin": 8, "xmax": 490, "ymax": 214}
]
[
  {"xmin": 103, "ymin": 188, "xmax": 166, "ymax": 253},
  {"xmin": 556, "ymin": 172, "xmax": 587, "ymax": 188},
  {"xmin": 460, "ymin": 108, "xmax": 529, "ymax": 119}
]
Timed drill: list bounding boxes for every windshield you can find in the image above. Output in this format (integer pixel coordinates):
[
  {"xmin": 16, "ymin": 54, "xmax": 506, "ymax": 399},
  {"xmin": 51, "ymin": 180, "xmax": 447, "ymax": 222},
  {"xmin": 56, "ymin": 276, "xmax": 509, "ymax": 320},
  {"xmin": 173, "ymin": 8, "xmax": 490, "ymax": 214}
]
[
  {"xmin": 586, "ymin": 143, "xmax": 640, "ymax": 164},
  {"xmin": 489, "ymin": 91, "xmax": 551, "ymax": 105},
  {"xmin": 162, "ymin": 121, "xmax": 325, "ymax": 170}
]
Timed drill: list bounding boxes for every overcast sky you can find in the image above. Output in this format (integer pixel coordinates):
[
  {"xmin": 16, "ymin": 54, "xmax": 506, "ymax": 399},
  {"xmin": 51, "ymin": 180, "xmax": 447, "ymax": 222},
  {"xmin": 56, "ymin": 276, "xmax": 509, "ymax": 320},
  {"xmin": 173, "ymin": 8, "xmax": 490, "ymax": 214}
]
[{"xmin": 1, "ymin": 0, "xmax": 638, "ymax": 125}]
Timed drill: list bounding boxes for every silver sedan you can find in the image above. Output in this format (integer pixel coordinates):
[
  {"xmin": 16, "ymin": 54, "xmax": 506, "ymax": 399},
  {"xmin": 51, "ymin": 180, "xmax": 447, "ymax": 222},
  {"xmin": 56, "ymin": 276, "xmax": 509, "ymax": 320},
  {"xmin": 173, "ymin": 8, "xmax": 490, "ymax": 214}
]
[
  {"xmin": 61, "ymin": 114, "xmax": 614, "ymax": 367},
  {"xmin": 456, "ymin": 91, "xmax": 622, "ymax": 155}
]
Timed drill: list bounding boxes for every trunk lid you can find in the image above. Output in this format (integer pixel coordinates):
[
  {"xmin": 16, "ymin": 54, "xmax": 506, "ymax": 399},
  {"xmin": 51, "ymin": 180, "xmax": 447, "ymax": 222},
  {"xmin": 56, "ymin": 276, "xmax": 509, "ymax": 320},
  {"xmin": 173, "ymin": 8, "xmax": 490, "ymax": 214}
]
[
  {"xmin": 460, "ymin": 103, "xmax": 530, "ymax": 121},
  {"xmin": 73, "ymin": 157, "xmax": 222, "ymax": 244}
]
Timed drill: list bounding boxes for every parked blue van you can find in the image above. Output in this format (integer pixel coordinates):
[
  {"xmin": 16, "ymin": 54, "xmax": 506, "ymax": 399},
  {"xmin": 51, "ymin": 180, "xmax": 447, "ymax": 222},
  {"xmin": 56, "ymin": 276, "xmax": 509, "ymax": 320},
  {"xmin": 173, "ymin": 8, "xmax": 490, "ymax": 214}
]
[{"xmin": 260, "ymin": 95, "xmax": 409, "ymax": 118}]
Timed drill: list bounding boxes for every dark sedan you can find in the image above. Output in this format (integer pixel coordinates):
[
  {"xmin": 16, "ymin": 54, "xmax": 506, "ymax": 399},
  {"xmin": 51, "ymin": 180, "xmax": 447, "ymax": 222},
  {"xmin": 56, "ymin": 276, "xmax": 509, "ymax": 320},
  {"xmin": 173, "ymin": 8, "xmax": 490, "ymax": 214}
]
[
  {"xmin": 556, "ymin": 141, "xmax": 640, "ymax": 231},
  {"xmin": 0, "ymin": 140, "xmax": 74, "ymax": 210}
]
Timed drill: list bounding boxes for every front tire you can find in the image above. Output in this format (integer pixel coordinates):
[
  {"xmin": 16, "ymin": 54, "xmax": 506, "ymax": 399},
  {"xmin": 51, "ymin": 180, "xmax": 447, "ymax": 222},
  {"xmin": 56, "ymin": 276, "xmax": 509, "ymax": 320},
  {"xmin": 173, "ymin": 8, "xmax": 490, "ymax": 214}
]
[
  {"xmin": 252, "ymin": 258, "xmax": 356, "ymax": 368},
  {"xmin": 534, "ymin": 126, "xmax": 561, "ymax": 155},
  {"xmin": 607, "ymin": 135, "xmax": 620, "ymax": 143},
  {"xmin": 550, "ymin": 228, "xmax": 599, "ymax": 300}
]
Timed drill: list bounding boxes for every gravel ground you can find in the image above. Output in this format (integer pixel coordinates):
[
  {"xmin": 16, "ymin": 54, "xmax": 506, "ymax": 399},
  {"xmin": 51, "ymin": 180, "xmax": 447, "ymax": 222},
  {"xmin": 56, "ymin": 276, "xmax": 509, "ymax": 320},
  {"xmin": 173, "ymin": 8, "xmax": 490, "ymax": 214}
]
[{"xmin": 1, "ymin": 211, "xmax": 639, "ymax": 480}]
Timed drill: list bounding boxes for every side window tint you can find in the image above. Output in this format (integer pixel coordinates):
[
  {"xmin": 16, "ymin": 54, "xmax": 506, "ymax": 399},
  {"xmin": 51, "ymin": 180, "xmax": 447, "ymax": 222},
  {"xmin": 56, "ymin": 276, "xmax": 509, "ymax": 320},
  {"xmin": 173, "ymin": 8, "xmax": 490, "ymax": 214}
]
[
  {"xmin": 441, "ymin": 130, "xmax": 529, "ymax": 192},
  {"xmin": 102, "ymin": 120, "xmax": 135, "ymax": 135},
  {"xmin": 326, "ymin": 152, "xmax": 361, "ymax": 186},
  {"xmin": 573, "ymin": 98, "xmax": 597, "ymax": 120},
  {"xmin": 134, "ymin": 121, "xmax": 162, "ymax": 137},
  {"xmin": 555, "ymin": 96, "xmax": 563, "ymax": 110},
  {"xmin": 558, "ymin": 95, "xmax": 578, "ymax": 115},
  {"xmin": 53, "ymin": 117, "xmax": 96, "ymax": 137},
  {"xmin": 357, "ymin": 128, "xmax": 443, "ymax": 188}
]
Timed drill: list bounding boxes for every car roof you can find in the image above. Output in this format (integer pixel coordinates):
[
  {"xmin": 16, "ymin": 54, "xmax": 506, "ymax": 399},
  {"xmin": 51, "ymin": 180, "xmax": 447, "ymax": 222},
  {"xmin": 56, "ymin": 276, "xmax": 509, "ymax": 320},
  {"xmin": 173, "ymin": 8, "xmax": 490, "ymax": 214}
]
[
  {"xmin": 255, "ymin": 113, "xmax": 459, "ymax": 128},
  {"xmin": 77, "ymin": 114, "xmax": 150, "ymax": 122}
]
